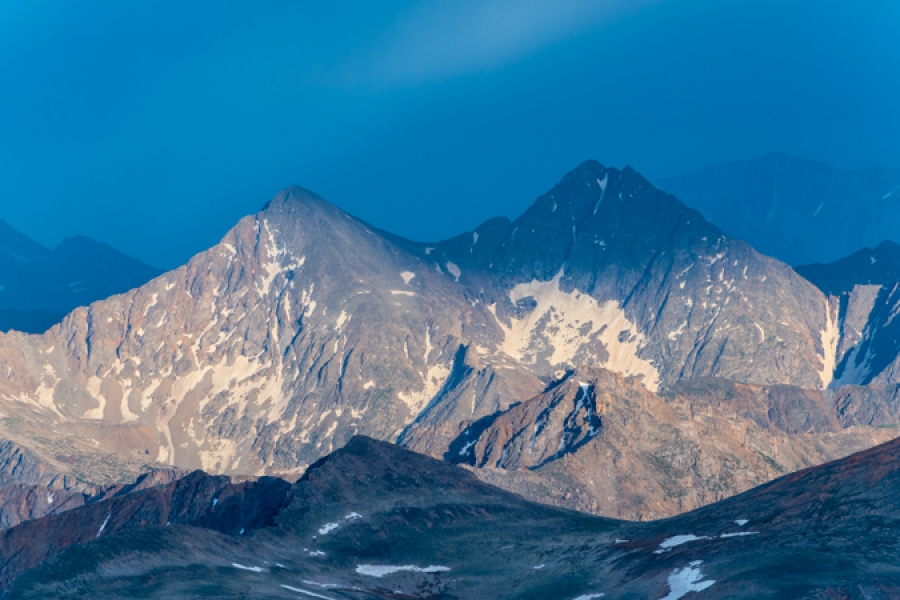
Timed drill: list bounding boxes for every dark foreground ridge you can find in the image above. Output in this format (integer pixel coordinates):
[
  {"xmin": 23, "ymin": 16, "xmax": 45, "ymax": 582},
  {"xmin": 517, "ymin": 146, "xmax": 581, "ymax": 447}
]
[{"xmin": 2, "ymin": 435, "xmax": 900, "ymax": 598}]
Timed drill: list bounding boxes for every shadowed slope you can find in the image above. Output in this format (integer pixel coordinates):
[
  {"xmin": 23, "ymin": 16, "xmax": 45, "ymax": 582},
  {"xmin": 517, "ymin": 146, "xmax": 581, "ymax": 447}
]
[{"xmin": 8, "ymin": 435, "xmax": 900, "ymax": 598}]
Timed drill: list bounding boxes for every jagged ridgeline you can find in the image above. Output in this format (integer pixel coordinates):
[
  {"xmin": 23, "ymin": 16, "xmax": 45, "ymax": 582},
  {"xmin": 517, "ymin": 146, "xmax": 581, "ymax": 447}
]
[{"xmin": 0, "ymin": 160, "xmax": 898, "ymax": 518}]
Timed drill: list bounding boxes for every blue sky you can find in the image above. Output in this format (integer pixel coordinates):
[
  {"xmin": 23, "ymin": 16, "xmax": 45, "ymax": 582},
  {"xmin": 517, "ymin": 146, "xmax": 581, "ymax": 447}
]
[{"xmin": 1, "ymin": 0, "xmax": 898, "ymax": 268}]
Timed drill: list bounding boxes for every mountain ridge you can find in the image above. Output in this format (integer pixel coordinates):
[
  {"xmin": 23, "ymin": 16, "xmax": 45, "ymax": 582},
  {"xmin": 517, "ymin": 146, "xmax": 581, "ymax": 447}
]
[
  {"xmin": 0, "ymin": 220, "xmax": 162, "ymax": 333},
  {"xmin": 8, "ymin": 434, "xmax": 900, "ymax": 598},
  {"xmin": 0, "ymin": 159, "xmax": 894, "ymax": 521},
  {"xmin": 658, "ymin": 152, "xmax": 900, "ymax": 266}
]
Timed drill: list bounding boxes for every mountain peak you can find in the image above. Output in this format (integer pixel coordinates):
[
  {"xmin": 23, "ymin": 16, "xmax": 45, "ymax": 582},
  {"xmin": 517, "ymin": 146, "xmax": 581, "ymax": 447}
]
[
  {"xmin": 263, "ymin": 185, "xmax": 329, "ymax": 210},
  {"xmin": 568, "ymin": 158, "xmax": 608, "ymax": 175}
]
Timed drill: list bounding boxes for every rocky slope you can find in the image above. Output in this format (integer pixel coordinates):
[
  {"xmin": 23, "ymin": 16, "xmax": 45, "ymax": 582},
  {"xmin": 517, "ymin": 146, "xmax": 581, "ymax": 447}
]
[
  {"xmin": 434, "ymin": 367, "xmax": 898, "ymax": 519},
  {"xmin": 658, "ymin": 152, "xmax": 900, "ymax": 266},
  {"xmin": 791, "ymin": 243, "xmax": 900, "ymax": 388},
  {"xmin": 0, "ymin": 160, "xmax": 892, "ymax": 520},
  {"xmin": 0, "ymin": 220, "xmax": 161, "ymax": 333},
  {"xmin": 8, "ymin": 436, "xmax": 900, "ymax": 599},
  {"xmin": 0, "ymin": 468, "xmax": 289, "ymax": 592},
  {"xmin": 0, "ymin": 465, "xmax": 185, "ymax": 531}
]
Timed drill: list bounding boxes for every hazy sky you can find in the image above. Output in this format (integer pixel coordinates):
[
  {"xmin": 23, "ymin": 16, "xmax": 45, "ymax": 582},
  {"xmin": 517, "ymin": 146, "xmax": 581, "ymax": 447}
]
[{"xmin": 1, "ymin": 0, "xmax": 898, "ymax": 268}]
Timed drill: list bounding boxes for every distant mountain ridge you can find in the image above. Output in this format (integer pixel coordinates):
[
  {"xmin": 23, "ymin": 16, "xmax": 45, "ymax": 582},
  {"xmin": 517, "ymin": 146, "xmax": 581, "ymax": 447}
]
[
  {"xmin": 0, "ymin": 220, "xmax": 162, "ymax": 332},
  {"xmin": 658, "ymin": 152, "xmax": 900, "ymax": 266},
  {"xmin": 796, "ymin": 241, "xmax": 900, "ymax": 296}
]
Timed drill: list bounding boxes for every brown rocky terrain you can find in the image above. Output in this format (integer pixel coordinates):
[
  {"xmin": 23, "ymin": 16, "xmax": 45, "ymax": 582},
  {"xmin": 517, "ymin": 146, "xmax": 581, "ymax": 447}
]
[
  {"xmin": 0, "ymin": 465, "xmax": 185, "ymax": 530},
  {"xmin": 439, "ymin": 368, "xmax": 900, "ymax": 519},
  {"xmin": 0, "ymin": 160, "xmax": 897, "ymax": 523}
]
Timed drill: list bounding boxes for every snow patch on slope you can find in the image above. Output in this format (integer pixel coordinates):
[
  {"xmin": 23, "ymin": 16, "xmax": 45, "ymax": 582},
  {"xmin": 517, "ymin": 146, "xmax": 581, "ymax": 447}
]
[
  {"xmin": 819, "ymin": 298, "xmax": 840, "ymax": 388},
  {"xmin": 492, "ymin": 271, "xmax": 659, "ymax": 391},
  {"xmin": 356, "ymin": 564, "xmax": 450, "ymax": 578},
  {"xmin": 661, "ymin": 561, "xmax": 715, "ymax": 600},
  {"xmin": 445, "ymin": 261, "xmax": 461, "ymax": 282},
  {"xmin": 398, "ymin": 326, "xmax": 451, "ymax": 413}
]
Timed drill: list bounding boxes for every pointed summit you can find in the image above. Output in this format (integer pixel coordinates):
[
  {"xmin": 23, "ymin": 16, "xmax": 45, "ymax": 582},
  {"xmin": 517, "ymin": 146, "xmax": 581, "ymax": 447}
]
[{"xmin": 262, "ymin": 185, "xmax": 346, "ymax": 218}]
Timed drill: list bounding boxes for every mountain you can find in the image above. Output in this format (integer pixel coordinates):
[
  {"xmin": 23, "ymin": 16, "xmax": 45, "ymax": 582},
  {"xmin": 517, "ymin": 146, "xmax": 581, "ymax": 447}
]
[
  {"xmin": 439, "ymin": 367, "xmax": 899, "ymax": 519},
  {"xmin": 796, "ymin": 240, "xmax": 900, "ymax": 297},
  {"xmin": 0, "ymin": 220, "xmax": 162, "ymax": 333},
  {"xmin": 658, "ymin": 153, "xmax": 900, "ymax": 266},
  {"xmin": 0, "ymin": 160, "xmax": 891, "ymax": 520},
  {"xmin": 0, "ymin": 469, "xmax": 289, "ymax": 593},
  {"xmin": 0, "ymin": 466, "xmax": 185, "ymax": 531},
  {"xmin": 7, "ymin": 435, "xmax": 900, "ymax": 598},
  {"xmin": 786, "ymin": 242, "xmax": 900, "ymax": 388}
]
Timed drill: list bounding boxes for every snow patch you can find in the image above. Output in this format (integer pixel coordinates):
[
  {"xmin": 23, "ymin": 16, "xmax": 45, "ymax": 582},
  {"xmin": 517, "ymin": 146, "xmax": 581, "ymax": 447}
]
[
  {"xmin": 660, "ymin": 561, "xmax": 715, "ymax": 600},
  {"xmin": 317, "ymin": 512, "xmax": 362, "ymax": 536},
  {"xmin": 356, "ymin": 564, "xmax": 450, "ymax": 578},
  {"xmin": 720, "ymin": 531, "xmax": 759, "ymax": 538},
  {"xmin": 398, "ymin": 326, "xmax": 450, "ymax": 412},
  {"xmin": 280, "ymin": 586, "xmax": 337, "ymax": 600},
  {"xmin": 318, "ymin": 522, "xmax": 339, "ymax": 535},
  {"xmin": 400, "ymin": 271, "xmax": 416, "ymax": 284},
  {"xmin": 754, "ymin": 323, "xmax": 765, "ymax": 342},
  {"xmin": 654, "ymin": 534, "xmax": 709, "ymax": 553},
  {"xmin": 573, "ymin": 595, "xmax": 605, "ymax": 600},
  {"xmin": 819, "ymin": 298, "xmax": 840, "ymax": 388},
  {"xmin": 594, "ymin": 174, "xmax": 608, "ymax": 215},
  {"xmin": 459, "ymin": 440, "xmax": 477, "ymax": 456},
  {"xmin": 391, "ymin": 290, "xmax": 416, "ymax": 296},
  {"xmin": 257, "ymin": 219, "xmax": 304, "ymax": 296},
  {"xmin": 668, "ymin": 320, "xmax": 687, "ymax": 340},
  {"xmin": 231, "ymin": 563, "xmax": 264, "ymax": 572},
  {"xmin": 445, "ymin": 261, "xmax": 461, "ymax": 282},
  {"xmin": 492, "ymin": 271, "xmax": 659, "ymax": 391},
  {"xmin": 735, "ymin": 519, "xmax": 748, "ymax": 526},
  {"xmin": 96, "ymin": 512, "xmax": 112, "ymax": 537}
]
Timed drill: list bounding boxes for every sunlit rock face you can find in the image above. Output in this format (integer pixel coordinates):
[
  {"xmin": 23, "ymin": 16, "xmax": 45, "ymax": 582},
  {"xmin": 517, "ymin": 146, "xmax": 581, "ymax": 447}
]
[{"xmin": 0, "ymin": 160, "xmax": 890, "ymax": 519}]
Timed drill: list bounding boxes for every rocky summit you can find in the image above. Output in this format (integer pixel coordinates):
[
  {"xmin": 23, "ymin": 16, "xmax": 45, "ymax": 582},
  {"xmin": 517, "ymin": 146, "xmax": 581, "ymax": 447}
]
[{"xmin": 0, "ymin": 160, "xmax": 899, "ymax": 522}]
